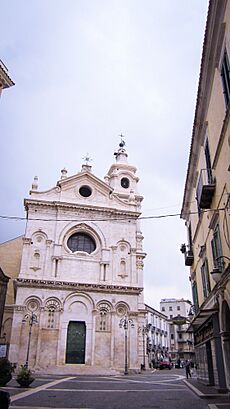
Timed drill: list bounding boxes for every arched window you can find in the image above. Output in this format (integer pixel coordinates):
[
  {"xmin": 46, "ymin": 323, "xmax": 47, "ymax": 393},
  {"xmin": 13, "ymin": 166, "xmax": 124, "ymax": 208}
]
[
  {"xmin": 96, "ymin": 302, "xmax": 111, "ymax": 332},
  {"xmin": 99, "ymin": 310, "xmax": 107, "ymax": 331},
  {"xmin": 47, "ymin": 306, "xmax": 55, "ymax": 328},
  {"xmin": 45, "ymin": 299, "xmax": 61, "ymax": 329},
  {"xmin": 67, "ymin": 232, "xmax": 96, "ymax": 254}
]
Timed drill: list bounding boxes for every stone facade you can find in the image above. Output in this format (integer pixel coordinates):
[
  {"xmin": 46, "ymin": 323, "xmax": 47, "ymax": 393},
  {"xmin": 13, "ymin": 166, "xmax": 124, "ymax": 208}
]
[{"xmin": 8, "ymin": 142, "xmax": 146, "ymax": 372}]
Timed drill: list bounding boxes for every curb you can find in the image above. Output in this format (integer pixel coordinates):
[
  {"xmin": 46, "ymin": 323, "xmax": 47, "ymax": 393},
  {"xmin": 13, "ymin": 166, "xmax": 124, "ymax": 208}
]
[{"xmin": 183, "ymin": 379, "xmax": 230, "ymax": 399}]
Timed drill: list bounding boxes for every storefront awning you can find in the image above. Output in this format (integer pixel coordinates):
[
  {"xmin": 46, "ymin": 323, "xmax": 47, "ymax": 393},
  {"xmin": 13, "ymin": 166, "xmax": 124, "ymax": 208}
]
[{"xmin": 188, "ymin": 308, "xmax": 218, "ymax": 331}]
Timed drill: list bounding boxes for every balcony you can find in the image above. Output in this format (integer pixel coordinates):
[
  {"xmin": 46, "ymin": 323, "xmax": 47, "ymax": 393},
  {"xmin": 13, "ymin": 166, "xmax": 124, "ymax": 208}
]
[
  {"xmin": 196, "ymin": 168, "xmax": 216, "ymax": 209},
  {"xmin": 180, "ymin": 244, "xmax": 194, "ymax": 266}
]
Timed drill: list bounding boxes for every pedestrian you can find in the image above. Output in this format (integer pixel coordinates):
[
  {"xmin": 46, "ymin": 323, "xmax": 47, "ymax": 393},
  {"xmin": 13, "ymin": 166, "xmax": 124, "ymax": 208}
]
[
  {"xmin": 151, "ymin": 358, "xmax": 155, "ymax": 369},
  {"xmin": 0, "ymin": 390, "xmax": 11, "ymax": 409},
  {"xmin": 185, "ymin": 360, "xmax": 192, "ymax": 379}
]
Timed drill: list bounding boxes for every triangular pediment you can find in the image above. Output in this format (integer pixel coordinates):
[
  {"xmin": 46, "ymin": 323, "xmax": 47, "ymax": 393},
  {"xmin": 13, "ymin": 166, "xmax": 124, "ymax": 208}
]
[
  {"xmin": 57, "ymin": 171, "xmax": 113, "ymax": 194},
  {"xmin": 28, "ymin": 169, "xmax": 141, "ymax": 212},
  {"xmin": 28, "ymin": 170, "xmax": 115, "ymax": 206}
]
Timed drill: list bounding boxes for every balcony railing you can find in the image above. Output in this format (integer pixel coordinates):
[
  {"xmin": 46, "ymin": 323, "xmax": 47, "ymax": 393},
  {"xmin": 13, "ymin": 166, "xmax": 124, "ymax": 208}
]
[
  {"xmin": 196, "ymin": 168, "xmax": 216, "ymax": 209},
  {"xmin": 180, "ymin": 244, "xmax": 194, "ymax": 266}
]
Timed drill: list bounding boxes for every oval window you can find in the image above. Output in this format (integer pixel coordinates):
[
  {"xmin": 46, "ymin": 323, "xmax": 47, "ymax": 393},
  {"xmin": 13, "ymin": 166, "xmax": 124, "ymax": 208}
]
[
  {"xmin": 67, "ymin": 232, "xmax": 96, "ymax": 254},
  {"xmin": 79, "ymin": 185, "xmax": 92, "ymax": 197},
  {"xmin": 121, "ymin": 177, "xmax": 130, "ymax": 189}
]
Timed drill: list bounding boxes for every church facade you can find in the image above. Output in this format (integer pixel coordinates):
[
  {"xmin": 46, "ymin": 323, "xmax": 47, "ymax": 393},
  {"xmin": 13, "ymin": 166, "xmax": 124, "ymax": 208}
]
[{"xmin": 8, "ymin": 142, "xmax": 146, "ymax": 372}]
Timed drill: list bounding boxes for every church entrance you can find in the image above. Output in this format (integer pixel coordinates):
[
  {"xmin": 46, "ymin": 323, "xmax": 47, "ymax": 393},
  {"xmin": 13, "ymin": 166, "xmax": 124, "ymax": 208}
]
[{"xmin": 66, "ymin": 321, "xmax": 86, "ymax": 364}]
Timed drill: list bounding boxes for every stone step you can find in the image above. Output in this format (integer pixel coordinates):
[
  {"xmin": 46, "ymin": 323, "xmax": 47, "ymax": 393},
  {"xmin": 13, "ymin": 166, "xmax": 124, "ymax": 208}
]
[{"xmin": 35, "ymin": 365, "xmax": 121, "ymax": 376}]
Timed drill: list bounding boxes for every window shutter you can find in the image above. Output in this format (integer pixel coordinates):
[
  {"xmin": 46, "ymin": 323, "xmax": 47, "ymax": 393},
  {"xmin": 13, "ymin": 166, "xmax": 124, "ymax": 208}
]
[{"xmin": 211, "ymin": 238, "xmax": 218, "ymax": 268}]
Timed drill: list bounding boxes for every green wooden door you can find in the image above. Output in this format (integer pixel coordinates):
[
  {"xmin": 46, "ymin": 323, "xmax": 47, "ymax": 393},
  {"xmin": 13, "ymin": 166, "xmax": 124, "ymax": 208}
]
[{"xmin": 66, "ymin": 321, "xmax": 86, "ymax": 364}]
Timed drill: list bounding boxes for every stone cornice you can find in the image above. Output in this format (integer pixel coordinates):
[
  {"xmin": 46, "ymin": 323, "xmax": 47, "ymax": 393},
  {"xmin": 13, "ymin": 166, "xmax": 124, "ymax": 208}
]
[
  {"xmin": 16, "ymin": 278, "xmax": 143, "ymax": 295},
  {"xmin": 24, "ymin": 199, "xmax": 141, "ymax": 219}
]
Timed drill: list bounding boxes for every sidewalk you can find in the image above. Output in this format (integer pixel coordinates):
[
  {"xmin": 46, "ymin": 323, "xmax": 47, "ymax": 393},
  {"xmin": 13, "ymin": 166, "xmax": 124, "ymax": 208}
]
[{"xmin": 184, "ymin": 377, "xmax": 230, "ymax": 400}]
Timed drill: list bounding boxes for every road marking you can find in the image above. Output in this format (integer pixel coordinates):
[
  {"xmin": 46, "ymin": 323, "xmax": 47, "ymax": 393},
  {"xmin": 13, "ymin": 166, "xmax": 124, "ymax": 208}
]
[
  {"xmin": 7, "ymin": 373, "xmax": 187, "ymax": 404},
  {"xmin": 99, "ymin": 374, "xmax": 185, "ymax": 384},
  {"xmin": 58, "ymin": 378, "xmax": 185, "ymax": 385},
  {"xmin": 11, "ymin": 407, "xmax": 93, "ymax": 409},
  {"xmin": 10, "ymin": 377, "xmax": 75, "ymax": 403},
  {"xmin": 48, "ymin": 387, "xmax": 187, "ymax": 392}
]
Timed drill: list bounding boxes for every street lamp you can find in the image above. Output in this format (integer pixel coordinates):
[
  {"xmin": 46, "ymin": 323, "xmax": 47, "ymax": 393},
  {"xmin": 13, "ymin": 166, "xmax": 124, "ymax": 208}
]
[
  {"xmin": 22, "ymin": 312, "xmax": 38, "ymax": 368},
  {"xmin": 139, "ymin": 325, "xmax": 149, "ymax": 370},
  {"xmin": 119, "ymin": 315, "xmax": 134, "ymax": 375}
]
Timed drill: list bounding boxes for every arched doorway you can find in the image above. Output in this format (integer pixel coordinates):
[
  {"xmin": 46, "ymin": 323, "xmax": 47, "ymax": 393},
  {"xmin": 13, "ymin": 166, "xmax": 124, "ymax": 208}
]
[
  {"xmin": 66, "ymin": 321, "xmax": 86, "ymax": 364},
  {"xmin": 221, "ymin": 300, "xmax": 230, "ymax": 388}
]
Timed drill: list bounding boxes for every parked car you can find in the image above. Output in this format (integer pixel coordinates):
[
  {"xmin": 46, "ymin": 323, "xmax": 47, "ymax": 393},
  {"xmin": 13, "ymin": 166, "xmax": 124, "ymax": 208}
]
[{"xmin": 158, "ymin": 359, "xmax": 172, "ymax": 370}]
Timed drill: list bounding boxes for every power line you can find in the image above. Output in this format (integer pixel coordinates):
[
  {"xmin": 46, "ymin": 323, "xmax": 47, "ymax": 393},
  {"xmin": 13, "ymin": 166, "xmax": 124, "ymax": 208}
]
[{"xmin": 0, "ymin": 207, "xmax": 226, "ymax": 222}]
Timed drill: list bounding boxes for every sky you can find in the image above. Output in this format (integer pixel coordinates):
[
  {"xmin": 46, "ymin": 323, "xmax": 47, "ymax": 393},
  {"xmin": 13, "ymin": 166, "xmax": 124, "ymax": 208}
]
[{"xmin": 0, "ymin": 0, "xmax": 208, "ymax": 310}]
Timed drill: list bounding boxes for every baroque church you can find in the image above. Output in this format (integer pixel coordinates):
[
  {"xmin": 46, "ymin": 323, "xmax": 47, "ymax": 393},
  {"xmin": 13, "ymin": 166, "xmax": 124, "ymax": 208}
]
[{"xmin": 4, "ymin": 141, "xmax": 146, "ymax": 372}]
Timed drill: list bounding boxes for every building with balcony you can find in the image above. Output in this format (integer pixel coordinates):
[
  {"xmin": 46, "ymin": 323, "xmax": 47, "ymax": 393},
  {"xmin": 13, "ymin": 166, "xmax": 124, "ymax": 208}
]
[
  {"xmin": 181, "ymin": 0, "xmax": 230, "ymax": 392},
  {"xmin": 160, "ymin": 298, "xmax": 194, "ymax": 363},
  {"xmin": 144, "ymin": 304, "xmax": 169, "ymax": 368}
]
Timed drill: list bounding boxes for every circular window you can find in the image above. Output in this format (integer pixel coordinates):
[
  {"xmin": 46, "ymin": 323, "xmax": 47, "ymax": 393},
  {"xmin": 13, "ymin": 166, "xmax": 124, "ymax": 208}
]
[
  {"xmin": 67, "ymin": 232, "xmax": 96, "ymax": 254},
  {"xmin": 121, "ymin": 177, "xmax": 130, "ymax": 189},
  {"xmin": 116, "ymin": 303, "xmax": 128, "ymax": 317},
  {"xmin": 79, "ymin": 185, "xmax": 92, "ymax": 197}
]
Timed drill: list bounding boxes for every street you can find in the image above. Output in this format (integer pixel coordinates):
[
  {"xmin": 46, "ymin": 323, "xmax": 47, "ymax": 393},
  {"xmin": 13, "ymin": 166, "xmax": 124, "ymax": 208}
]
[{"xmin": 1, "ymin": 368, "xmax": 229, "ymax": 409}]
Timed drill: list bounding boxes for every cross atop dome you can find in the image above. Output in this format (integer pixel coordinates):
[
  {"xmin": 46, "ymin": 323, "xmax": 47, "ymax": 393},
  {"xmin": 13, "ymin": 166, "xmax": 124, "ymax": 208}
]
[
  {"xmin": 114, "ymin": 134, "xmax": 128, "ymax": 163},
  {"xmin": 81, "ymin": 152, "xmax": 92, "ymax": 172},
  {"xmin": 105, "ymin": 135, "xmax": 140, "ymax": 199},
  {"xmin": 119, "ymin": 133, "xmax": 125, "ymax": 148}
]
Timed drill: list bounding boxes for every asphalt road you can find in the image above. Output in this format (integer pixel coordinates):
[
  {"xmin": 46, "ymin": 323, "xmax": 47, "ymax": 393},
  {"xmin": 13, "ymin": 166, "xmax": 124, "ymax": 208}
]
[{"xmin": 0, "ymin": 369, "xmax": 227, "ymax": 409}]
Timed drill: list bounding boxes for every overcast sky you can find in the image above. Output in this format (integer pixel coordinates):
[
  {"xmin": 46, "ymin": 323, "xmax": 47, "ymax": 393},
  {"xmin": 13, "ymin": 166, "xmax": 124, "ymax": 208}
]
[{"xmin": 0, "ymin": 0, "xmax": 208, "ymax": 310}]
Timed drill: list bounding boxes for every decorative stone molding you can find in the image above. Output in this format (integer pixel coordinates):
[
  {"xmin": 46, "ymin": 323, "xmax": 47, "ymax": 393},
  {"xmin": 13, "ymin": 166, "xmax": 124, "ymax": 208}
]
[
  {"xmin": 129, "ymin": 311, "xmax": 139, "ymax": 317},
  {"xmin": 45, "ymin": 298, "xmax": 61, "ymax": 311},
  {"xmin": 16, "ymin": 278, "xmax": 143, "ymax": 295},
  {"xmin": 116, "ymin": 302, "xmax": 129, "ymax": 316},
  {"xmin": 25, "ymin": 199, "xmax": 141, "ymax": 220},
  {"xmin": 136, "ymin": 232, "xmax": 144, "ymax": 250},
  {"xmin": 22, "ymin": 237, "xmax": 32, "ymax": 245},
  {"xmin": 136, "ymin": 257, "xmax": 144, "ymax": 269},
  {"xmin": 15, "ymin": 305, "xmax": 26, "ymax": 312},
  {"xmin": 26, "ymin": 297, "xmax": 41, "ymax": 312},
  {"xmin": 96, "ymin": 301, "xmax": 112, "ymax": 312}
]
